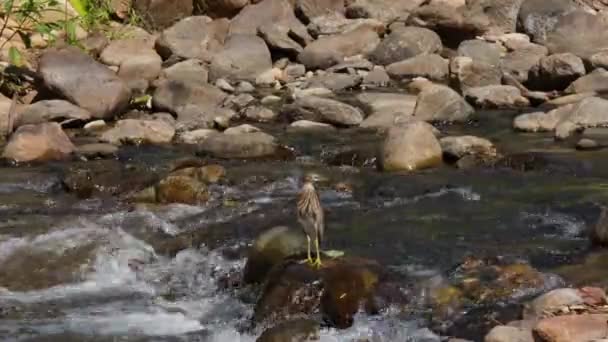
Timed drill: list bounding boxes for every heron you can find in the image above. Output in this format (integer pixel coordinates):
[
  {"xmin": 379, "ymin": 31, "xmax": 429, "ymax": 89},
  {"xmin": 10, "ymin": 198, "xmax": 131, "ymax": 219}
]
[{"xmin": 297, "ymin": 173, "xmax": 325, "ymax": 268}]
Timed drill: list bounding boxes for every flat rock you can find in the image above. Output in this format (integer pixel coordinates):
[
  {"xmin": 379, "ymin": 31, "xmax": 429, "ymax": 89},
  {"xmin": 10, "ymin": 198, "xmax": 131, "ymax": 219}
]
[
  {"xmin": 546, "ymin": 10, "xmax": 608, "ymax": 62},
  {"xmin": 451, "ymin": 56, "xmax": 502, "ymax": 92},
  {"xmin": 440, "ymin": 135, "xmax": 496, "ymax": 160},
  {"xmin": 16, "ymin": 100, "xmax": 91, "ymax": 127},
  {"xmin": 465, "ymin": 85, "xmax": 529, "ymax": 108},
  {"xmin": 457, "ymin": 39, "xmax": 503, "ymax": 68},
  {"xmin": 484, "ymin": 325, "xmax": 533, "ymax": 342},
  {"xmin": 152, "ymin": 80, "xmax": 227, "ymax": 115},
  {"xmin": 386, "ymin": 54, "xmax": 448, "ymax": 81},
  {"xmin": 284, "ymin": 96, "xmax": 364, "ymax": 126},
  {"xmin": 534, "ymin": 314, "xmax": 608, "ymax": 342},
  {"xmin": 155, "ymin": 16, "xmax": 228, "ymax": 61},
  {"xmin": 38, "ymin": 47, "xmax": 131, "ymax": 119},
  {"xmin": 565, "ymin": 68, "xmax": 608, "ymax": 94},
  {"xmin": 100, "ymin": 119, "xmax": 175, "ymax": 145},
  {"xmin": 2, "ymin": 123, "xmax": 75, "ymax": 162},
  {"xmin": 159, "ymin": 59, "xmax": 209, "ymax": 85}
]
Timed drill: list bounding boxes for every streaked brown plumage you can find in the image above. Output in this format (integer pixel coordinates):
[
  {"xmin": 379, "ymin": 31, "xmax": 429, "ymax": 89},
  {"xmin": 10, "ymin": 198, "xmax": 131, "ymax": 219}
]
[{"xmin": 297, "ymin": 175, "xmax": 324, "ymax": 267}]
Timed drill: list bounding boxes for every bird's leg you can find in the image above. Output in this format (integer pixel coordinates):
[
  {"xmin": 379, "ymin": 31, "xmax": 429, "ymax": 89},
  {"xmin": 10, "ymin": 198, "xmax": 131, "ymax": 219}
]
[
  {"xmin": 312, "ymin": 236, "xmax": 322, "ymax": 268},
  {"xmin": 306, "ymin": 235, "xmax": 313, "ymax": 264}
]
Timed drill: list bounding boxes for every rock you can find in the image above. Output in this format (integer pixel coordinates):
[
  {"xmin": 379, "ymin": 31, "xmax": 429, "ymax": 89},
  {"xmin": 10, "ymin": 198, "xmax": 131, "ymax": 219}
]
[
  {"xmin": 546, "ymin": 10, "xmax": 608, "ymax": 62},
  {"xmin": 38, "ymin": 47, "xmax": 131, "ymax": 120},
  {"xmin": 304, "ymin": 73, "xmax": 361, "ymax": 91},
  {"xmin": 565, "ymin": 68, "xmax": 608, "ymax": 94},
  {"xmin": 357, "ymin": 92, "xmax": 417, "ymax": 130},
  {"xmin": 117, "ymin": 51, "xmax": 163, "ymax": 86},
  {"xmin": 258, "ymin": 23, "xmax": 306, "ymax": 57},
  {"xmin": 0, "ymin": 94, "xmax": 13, "ymax": 138},
  {"xmin": 533, "ymin": 314, "xmax": 608, "ymax": 342},
  {"xmin": 288, "ymin": 120, "xmax": 337, "ymax": 132},
  {"xmin": 386, "ymin": 54, "xmax": 448, "ymax": 81},
  {"xmin": 467, "ymin": 0, "xmax": 525, "ymax": 33},
  {"xmin": 224, "ymin": 124, "xmax": 261, "ymax": 135},
  {"xmin": 554, "ymin": 97, "xmax": 608, "ymax": 138},
  {"xmin": 410, "ymin": 3, "xmax": 489, "ymax": 46},
  {"xmin": 159, "ymin": 59, "xmax": 209, "ymax": 85},
  {"xmin": 283, "ymin": 96, "xmax": 364, "ymax": 126},
  {"xmin": 199, "ymin": 131, "xmax": 278, "ymax": 158},
  {"xmin": 518, "ymin": 0, "xmax": 579, "ymax": 44},
  {"xmin": 484, "ymin": 325, "xmax": 533, "ymax": 342},
  {"xmin": 440, "ymin": 135, "xmax": 496, "ymax": 160},
  {"xmin": 16, "ymin": 100, "xmax": 91, "ymax": 127},
  {"xmin": 500, "ymin": 46, "xmax": 548, "ymax": 83},
  {"xmin": 236, "ymin": 81, "xmax": 255, "ymax": 93},
  {"xmin": 100, "ymin": 119, "xmax": 175, "ymax": 145},
  {"xmin": 225, "ymin": 94, "xmax": 256, "ymax": 111},
  {"xmin": 307, "ymin": 13, "xmax": 385, "ymax": 37},
  {"xmin": 215, "ymin": 78, "xmax": 235, "ymax": 92},
  {"xmin": 379, "ymin": 121, "xmax": 443, "ymax": 172},
  {"xmin": 155, "ymin": 16, "xmax": 229, "ymax": 61},
  {"xmin": 152, "ymin": 80, "xmax": 227, "ymax": 116},
  {"xmin": 576, "ymin": 138, "xmax": 600, "ymax": 150},
  {"xmin": 284, "ymin": 64, "xmax": 307, "ymax": 82},
  {"xmin": 530, "ymin": 53, "xmax": 586, "ymax": 91},
  {"xmin": 156, "ymin": 175, "xmax": 209, "ymax": 204},
  {"xmin": 368, "ymin": 26, "xmax": 442, "ymax": 66},
  {"xmin": 363, "ymin": 66, "xmax": 391, "ymax": 87},
  {"xmin": 2, "ymin": 123, "xmax": 75, "ymax": 162},
  {"xmin": 257, "ymin": 319, "xmax": 320, "ymax": 342},
  {"xmin": 465, "ymin": 85, "xmax": 529, "ymax": 108},
  {"xmin": 590, "ymin": 51, "xmax": 608, "ymax": 69},
  {"xmin": 524, "ymin": 288, "xmax": 584, "ymax": 319},
  {"xmin": 345, "ymin": 0, "xmax": 424, "ymax": 24},
  {"xmin": 177, "ymin": 129, "xmax": 219, "ymax": 144},
  {"xmin": 75, "ymin": 143, "xmax": 118, "ymax": 158},
  {"xmin": 298, "ymin": 25, "xmax": 380, "ymax": 70},
  {"xmin": 243, "ymin": 226, "xmax": 308, "ymax": 284},
  {"xmin": 413, "ymin": 85, "xmax": 474, "ymax": 122},
  {"xmin": 295, "ymin": 0, "xmax": 344, "ymax": 23},
  {"xmin": 243, "ymin": 106, "xmax": 277, "ymax": 122},
  {"xmin": 99, "ymin": 33, "xmax": 156, "ymax": 67},
  {"xmin": 209, "ymin": 34, "xmax": 272, "ymax": 82},
  {"xmin": 132, "ymin": 0, "xmax": 193, "ymax": 29},
  {"xmin": 457, "ymin": 39, "xmax": 503, "ymax": 68},
  {"xmin": 194, "ymin": 0, "xmax": 249, "ymax": 18},
  {"xmin": 451, "ymin": 57, "xmax": 502, "ymax": 92},
  {"xmin": 84, "ymin": 120, "xmax": 107, "ymax": 132}
]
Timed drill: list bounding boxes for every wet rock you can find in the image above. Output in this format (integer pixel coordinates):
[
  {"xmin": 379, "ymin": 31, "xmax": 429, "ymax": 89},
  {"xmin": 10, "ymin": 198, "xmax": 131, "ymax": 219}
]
[
  {"xmin": 38, "ymin": 47, "xmax": 131, "ymax": 119},
  {"xmin": 518, "ymin": 0, "xmax": 579, "ymax": 44},
  {"xmin": 465, "ymin": 85, "xmax": 529, "ymax": 108},
  {"xmin": 591, "ymin": 206, "xmax": 608, "ymax": 246},
  {"xmin": 304, "ymin": 73, "xmax": 361, "ymax": 92},
  {"xmin": 155, "ymin": 16, "xmax": 228, "ymax": 61},
  {"xmin": 209, "ymin": 34, "xmax": 272, "ymax": 82},
  {"xmin": 565, "ymin": 68, "xmax": 608, "ymax": 94},
  {"xmin": 243, "ymin": 226, "xmax": 308, "ymax": 284},
  {"xmin": 386, "ymin": 54, "xmax": 448, "ymax": 81},
  {"xmin": 368, "ymin": 26, "xmax": 442, "ymax": 66},
  {"xmin": 299, "ymin": 25, "xmax": 380, "ymax": 70},
  {"xmin": 530, "ymin": 53, "xmax": 586, "ymax": 91},
  {"xmin": 345, "ymin": 0, "xmax": 424, "ymax": 24},
  {"xmin": 295, "ymin": 0, "xmax": 344, "ymax": 23},
  {"xmin": 484, "ymin": 325, "xmax": 534, "ymax": 342},
  {"xmin": 16, "ymin": 100, "xmax": 91, "ymax": 128},
  {"xmin": 440, "ymin": 136, "xmax": 496, "ymax": 161},
  {"xmin": 2, "ymin": 123, "xmax": 75, "ymax": 162},
  {"xmin": 523, "ymin": 288, "xmax": 584, "ymax": 320},
  {"xmin": 457, "ymin": 39, "xmax": 503, "ymax": 68},
  {"xmin": 288, "ymin": 120, "xmax": 337, "ymax": 132},
  {"xmin": 451, "ymin": 57, "xmax": 502, "ymax": 92},
  {"xmin": 413, "ymin": 84, "xmax": 474, "ymax": 122},
  {"xmin": 152, "ymin": 80, "xmax": 227, "ymax": 116},
  {"xmin": 533, "ymin": 314, "xmax": 608, "ymax": 342},
  {"xmin": 546, "ymin": 10, "xmax": 608, "ymax": 62},
  {"xmin": 379, "ymin": 121, "xmax": 443, "ymax": 172},
  {"xmin": 156, "ymin": 174, "xmax": 209, "ymax": 204},
  {"xmin": 132, "ymin": 0, "xmax": 193, "ymax": 29},
  {"xmin": 198, "ymin": 131, "xmax": 278, "ymax": 158},
  {"xmin": 243, "ymin": 106, "xmax": 277, "ymax": 122},
  {"xmin": 283, "ymin": 96, "xmax": 364, "ymax": 126},
  {"xmin": 554, "ymin": 97, "xmax": 608, "ymax": 139},
  {"xmin": 307, "ymin": 13, "xmax": 385, "ymax": 37},
  {"xmin": 512, "ymin": 106, "xmax": 573, "ymax": 133},
  {"xmin": 100, "ymin": 119, "xmax": 175, "ymax": 145},
  {"xmin": 257, "ymin": 318, "xmax": 320, "ymax": 342}
]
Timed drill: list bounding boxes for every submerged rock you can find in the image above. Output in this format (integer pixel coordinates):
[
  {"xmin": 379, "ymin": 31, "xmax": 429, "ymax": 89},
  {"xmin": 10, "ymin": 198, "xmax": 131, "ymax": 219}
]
[
  {"xmin": 440, "ymin": 135, "xmax": 496, "ymax": 161},
  {"xmin": 155, "ymin": 174, "xmax": 209, "ymax": 205}
]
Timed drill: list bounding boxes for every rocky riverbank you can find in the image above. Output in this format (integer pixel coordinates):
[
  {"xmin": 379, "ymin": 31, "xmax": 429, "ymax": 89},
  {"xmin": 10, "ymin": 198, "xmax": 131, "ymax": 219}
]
[{"xmin": 3, "ymin": 0, "xmax": 608, "ymax": 341}]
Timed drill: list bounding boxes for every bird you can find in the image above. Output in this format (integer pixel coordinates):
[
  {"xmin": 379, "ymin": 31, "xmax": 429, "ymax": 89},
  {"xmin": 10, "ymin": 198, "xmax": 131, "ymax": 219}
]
[{"xmin": 297, "ymin": 173, "xmax": 325, "ymax": 268}]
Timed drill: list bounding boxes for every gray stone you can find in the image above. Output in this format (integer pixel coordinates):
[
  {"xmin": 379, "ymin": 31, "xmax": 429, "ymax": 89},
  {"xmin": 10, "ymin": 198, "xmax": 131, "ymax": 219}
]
[
  {"xmin": 440, "ymin": 135, "xmax": 496, "ymax": 159},
  {"xmin": 386, "ymin": 54, "xmax": 448, "ymax": 81},
  {"xmin": 100, "ymin": 119, "xmax": 175, "ymax": 145},
  {"xmin": 346, "ymin": 0, "xmax": 424, "ymax": 24},
  {"xmin": 159, "ymin": 59, "xmax": 209, "ymax": 85},
  {"xmin": 465, "ymin": 85, "xmax": 529, "ymax": 108},
  {"xmin": 243, "ymin": 106, "xmax": 277, "ymax": 122},
  {"xmin": 451, "ymin": 57, "xmax": 502, "ymax": 92},
  {"xmin": 457, "ymin": 39, "xmax": 503, "ymax": 67},
  {"xmin": 414, "ymin": 85, "xmax": 474, "ymax": 122},
  {"xmin": 133, "ymin": 0, "xmax": 193, "ymax": 29},
  {"xmin": 199, "ymin": 131, "xmax": 278, "ymax": 158},
  {"xmin": 307, "ymin": 13, "xmax": 385, "ymax": 37},
  {"xmin": 518, "ymin": 0, "xmax": 579, "ymax": 44},
  {"xmin": 155, "ymin": 16, "xmax": 228, "ymax": 61},
  {"xmin": 16, "ymin": 100, "xmax": 91, "ymax": 127},
  {"xmin": 531, "ymin": 53, "xmax": 586, "ymax": 90},
  {"xmin": 484, "ymin": 325, "xmax": 534, "ymax": 342},
  {"xmin": 368, "ymin": 26, "xmax": 442, "ymax": 66},
  {"xmin": 304, "ymin": 73, "xmax": 361, "ymax": 91},
  {"xmin": 152, "ymin": 80, "xmax": 227, "ymax": 116},
  {"xmin": 209, "ymin": 34, "xmax": 272, "ymax": 82},
  {"xmin": 546, "ymin": 10, "xmax": 608, "ymax": 62},
  {"xmin": 2, "ymin": 123, "xmax": 75, "ymax": 162},
  {"xmin": 565, "ymin": 68, "xmax": 608, "ymax": 94},
  {"xmin": 284, "ymin": 96, "xmax": 364, "ymax": 126}
]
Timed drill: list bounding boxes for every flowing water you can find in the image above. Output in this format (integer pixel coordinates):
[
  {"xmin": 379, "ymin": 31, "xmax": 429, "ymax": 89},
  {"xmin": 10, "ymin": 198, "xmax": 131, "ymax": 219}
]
[{"xmin": 2, "ymin": 107, "xmax": 608, "ymax": 341}]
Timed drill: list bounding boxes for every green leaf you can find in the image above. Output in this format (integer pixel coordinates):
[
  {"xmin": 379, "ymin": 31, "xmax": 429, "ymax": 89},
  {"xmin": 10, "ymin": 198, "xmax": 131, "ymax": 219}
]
[
  {"xmin": 3, "ymin": 0, "xmax": 15, "ymax": 15},
  {"xmin": 65, "ymin": 20, "xmax": 77, "ymax": 44},
  {"xmin": 8, "ymin": 47, "xmax": 23, "ymax": 67},
  {"xmin": 67, "ymin": 0, "xmax": 88, "ymax": 17}
]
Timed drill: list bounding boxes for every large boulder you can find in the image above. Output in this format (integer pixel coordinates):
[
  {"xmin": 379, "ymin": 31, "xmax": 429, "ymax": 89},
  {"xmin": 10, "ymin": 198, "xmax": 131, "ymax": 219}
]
[
  {"xmin": 0, "ymin": 94, "xmax": 12, "ymax": 139},
  {"xmin": 534, "ymin": 314, "xmax": 608, "ymax": 342},
  {"xmin": 209, "ymin": 34, "xmax": 272, "ymax": 82},
  {"xmin": 518, "ymin": 0, "xmax": 579, "ymax": 44},
  {"xmin": 298, "ymin": 25, "xmax": 380, "ymax": 70},
  {"xmin": 413, "ymin": 84, "xmax": 474, "ymax": 122},
  {"xmin": 545, "ymin": 10, "xmax": 608, "ymax": 62},
  {"xmin": 357, "ymin": 92, "xmax": 417, "ymax": 130},
  {"xmin": 100, "ymin": 119, "xmax": 175, "ymax": 145},
  {"xmin": 283, "ymin": 96, "xmax": 364, "ymax": 126},
  {"xmin": 2, "ymin": 123, "xmax": 75, "ymax": 162},
  {"xmin": 379, "ymin": 121, "xmax": 443, "ymax": 172},
  {"xmin": 38, "ymin": 47, "xmax": 131, "ymax": 119},
  {"xmin": 133, "ymin": 0, "xmax": 193, "ymax": 29},
  {"xmin": 500, "ymin": 45, "xmax": 548, "ymax": 83},
  {"xmin": 368, "ymin": 26, "xmax": 442, "ymax": 66},
  {"xmin": 457, "ymin": 39, "xmax": 503, "ymax": 68},
  {"xmin": 529, "ymin": 53, "xmax": 586, "ymax": 90},
  {"xmin": 451, "ymin": 56, "xmax": 502, "ymax": 92},
  {"xmin": 16, "ymin": 100, "xmax": 91, "ymax": 128},
  {"xmin": 155, "ymin": 16, "xmax": 229, "ymax": 61},
  {"xmin": 295, "ymin": 0, "xmax": 345, "ymax": 23}
]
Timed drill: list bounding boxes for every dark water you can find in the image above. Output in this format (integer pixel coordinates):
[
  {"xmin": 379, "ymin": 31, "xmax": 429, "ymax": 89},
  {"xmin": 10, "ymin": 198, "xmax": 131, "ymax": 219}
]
[{"xmin": 1, "ymin": 106, "xmax": 608, "ymax": 341}]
